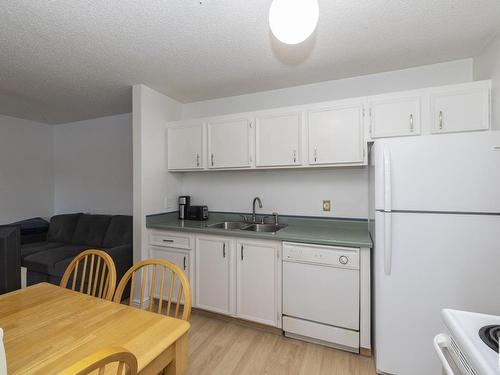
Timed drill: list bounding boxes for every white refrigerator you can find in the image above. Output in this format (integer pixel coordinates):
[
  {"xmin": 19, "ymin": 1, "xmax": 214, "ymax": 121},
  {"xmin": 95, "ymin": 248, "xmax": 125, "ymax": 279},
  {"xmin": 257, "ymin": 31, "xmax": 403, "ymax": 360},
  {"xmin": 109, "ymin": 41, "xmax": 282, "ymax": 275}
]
[{"xmin": 371, "ymin": 131, "xmax": 500, "ymax": 375}]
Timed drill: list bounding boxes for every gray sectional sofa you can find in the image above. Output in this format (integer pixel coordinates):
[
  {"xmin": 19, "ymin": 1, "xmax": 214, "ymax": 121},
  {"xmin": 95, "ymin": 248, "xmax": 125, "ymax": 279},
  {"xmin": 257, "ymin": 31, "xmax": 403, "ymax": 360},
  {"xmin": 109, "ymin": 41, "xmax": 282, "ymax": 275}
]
[{"xmin": 21, "ymin": 213, "xmax": 133, "ymax": 287}]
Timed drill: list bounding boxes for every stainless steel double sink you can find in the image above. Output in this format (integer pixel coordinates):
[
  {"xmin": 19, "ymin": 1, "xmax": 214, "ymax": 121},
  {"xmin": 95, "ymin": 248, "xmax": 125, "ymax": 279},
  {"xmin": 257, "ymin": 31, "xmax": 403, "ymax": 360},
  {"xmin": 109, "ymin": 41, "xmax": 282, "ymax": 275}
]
[{"xmin": 207, "ymin": 221, "xmax": 287, "ymax": 233}]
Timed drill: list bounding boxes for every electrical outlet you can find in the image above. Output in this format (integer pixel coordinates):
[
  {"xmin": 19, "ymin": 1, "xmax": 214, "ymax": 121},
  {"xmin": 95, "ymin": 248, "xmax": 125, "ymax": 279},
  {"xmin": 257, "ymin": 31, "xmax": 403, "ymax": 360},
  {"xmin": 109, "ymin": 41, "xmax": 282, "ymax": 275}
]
[{"xmin": 323, "ymin": 200, "xmax": 331, "ymax": 212}]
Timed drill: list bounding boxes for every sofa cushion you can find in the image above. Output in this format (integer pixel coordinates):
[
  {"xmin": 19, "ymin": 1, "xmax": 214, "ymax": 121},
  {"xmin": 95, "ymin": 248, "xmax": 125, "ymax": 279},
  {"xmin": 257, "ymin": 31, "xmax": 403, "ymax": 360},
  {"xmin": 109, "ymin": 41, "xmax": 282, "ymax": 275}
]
[
  {"xmin": 47, "ymin": 213, "xmax": 82, "ymax": 243},
  {"xmin": 22, "ymin": 245, "xmax": 89, "ymax": 274},
  {"xmin": 20, "ymin": 241, "xmax": 63, "ymax": 261},
  {"xmin": 102, "ymin": 215, "xmax": 132, "ymax": 248},
  {"xmin": 51, "ymin": 247, "xmax": 110, "ymax": 278},
  {"xmin": 71, "ymin": 214, "xmax": 112, "ymax": 247}
]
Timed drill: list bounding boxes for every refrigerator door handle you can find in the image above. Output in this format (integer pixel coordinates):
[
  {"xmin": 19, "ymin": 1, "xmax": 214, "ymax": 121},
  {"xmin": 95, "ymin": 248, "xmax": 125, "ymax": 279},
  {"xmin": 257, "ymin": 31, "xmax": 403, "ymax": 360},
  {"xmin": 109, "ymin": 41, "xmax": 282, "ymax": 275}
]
[
  {"xmin": 384, "ymin": 212, "xmax": 392, "ymax": 275},
  {"xmin": 383, "ymin": 148, "xmax": 393, "ymax": 275},
  {"xmin": 383, "ymin": 148, "xmax": 392, "ymax": 211}
]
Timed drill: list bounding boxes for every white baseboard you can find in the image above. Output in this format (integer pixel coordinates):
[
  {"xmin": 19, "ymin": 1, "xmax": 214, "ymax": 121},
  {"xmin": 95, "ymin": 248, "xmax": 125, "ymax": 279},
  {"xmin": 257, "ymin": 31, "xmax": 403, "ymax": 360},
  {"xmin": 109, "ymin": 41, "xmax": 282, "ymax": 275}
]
[{"xmin": 20, "ymin": 267, "xmax": 27, "ymax": 289}]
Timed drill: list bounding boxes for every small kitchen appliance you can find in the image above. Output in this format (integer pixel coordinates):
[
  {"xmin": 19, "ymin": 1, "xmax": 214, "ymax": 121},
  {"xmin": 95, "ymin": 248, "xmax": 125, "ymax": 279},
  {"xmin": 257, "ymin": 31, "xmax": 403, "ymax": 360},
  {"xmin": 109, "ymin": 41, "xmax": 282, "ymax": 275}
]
[
  {"xmin": 178, "ymin": 196, "xmax": 190, "ymax": 220},
  {"xmin": 435, "ymin": 309, "xmax": 500, "ymax": 375},
  {"xmin": 187, "ymin": 205, "xmax": 209, "ymax": 221}
]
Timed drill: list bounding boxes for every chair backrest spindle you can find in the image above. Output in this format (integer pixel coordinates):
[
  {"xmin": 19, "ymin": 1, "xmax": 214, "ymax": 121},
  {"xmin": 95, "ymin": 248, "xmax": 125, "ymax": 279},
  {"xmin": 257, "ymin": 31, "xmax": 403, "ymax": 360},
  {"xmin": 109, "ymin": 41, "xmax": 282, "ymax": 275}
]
[
  {"xmin": 114, "ymin": 259, "xmax": 192, "ymax": 321},
  {"xmin": 60, "ymin": 249, "xmax": 117, "ymax": 301}
]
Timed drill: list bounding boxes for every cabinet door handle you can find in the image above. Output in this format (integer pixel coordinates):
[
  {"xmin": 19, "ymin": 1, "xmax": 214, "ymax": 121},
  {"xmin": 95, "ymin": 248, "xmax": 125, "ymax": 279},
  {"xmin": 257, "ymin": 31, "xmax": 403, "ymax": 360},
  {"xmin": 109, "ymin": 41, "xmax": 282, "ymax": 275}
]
[
  {"xmin": 293, "ymin": 150, "xmax": 297, "ymax": 163},
  {"xmin": 196, "ymin": 153, "xmax": 200, "ymax": 167},
  {"xmin": 211, "ymin": 153, "xmax": 214, "ymax": 166},
  {"xmin": 222, "ymin": 243, "xmax": 226, "ymax": 258},
  {"xmin": 240, "ymin": 245, "xmax": 244, "ymax": 261},
  {"xmin": 439, "ymin": 111, "xmax": 443, "ymax": 130},
  {"xmin": 183, "ymin": 256, "xmax": 187, "ymax": 270},
  {"xmin": 313, "ymin": 148, "xmax": 318, "ymax": 162},
  {"xmin": 409, "ymin": 114, "xmax": 414, "ymax": 132}
]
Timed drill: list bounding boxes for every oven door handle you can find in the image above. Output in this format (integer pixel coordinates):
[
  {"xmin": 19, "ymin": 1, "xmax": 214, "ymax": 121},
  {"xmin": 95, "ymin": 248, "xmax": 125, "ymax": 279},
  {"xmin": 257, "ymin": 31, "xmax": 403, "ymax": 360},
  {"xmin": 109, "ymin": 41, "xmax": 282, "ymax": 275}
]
[{"xmin": 433, "ymin": 334, "xmax": 456, "ymax": 375}]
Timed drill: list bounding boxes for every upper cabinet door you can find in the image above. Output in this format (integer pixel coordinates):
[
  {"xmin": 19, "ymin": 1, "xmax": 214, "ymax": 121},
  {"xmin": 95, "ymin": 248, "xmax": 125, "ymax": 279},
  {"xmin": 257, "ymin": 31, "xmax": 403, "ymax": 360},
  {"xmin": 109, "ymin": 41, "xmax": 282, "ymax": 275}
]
[
  {"xmin": 207, "ymin": 118, "xmax": 252, "ymax": 169},
  {"xmin": 308, "ymin": 104, "xmax": 364, "ymax": 165},
  {"xmin": 430, "ymin": 85, "xmax": 490, "ymax": 134},
  {"xmin": 255, "ymin": 112, "xmax": 302, "ymax": 167},
  {"xmin": 167, "ymin": 123, "xmax": 203, "ymax": 170},
  {"xmin": 369, "ymin": 96, "xmax": 421, "ymax": 138}
]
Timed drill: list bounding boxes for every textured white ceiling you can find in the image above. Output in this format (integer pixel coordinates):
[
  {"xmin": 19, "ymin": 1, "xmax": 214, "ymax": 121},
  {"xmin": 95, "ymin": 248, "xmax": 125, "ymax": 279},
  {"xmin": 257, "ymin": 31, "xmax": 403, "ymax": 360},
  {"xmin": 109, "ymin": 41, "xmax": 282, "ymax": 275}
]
[{"xmin": 1, "ymin": 0, "xmax": 500, "ymax": 124}]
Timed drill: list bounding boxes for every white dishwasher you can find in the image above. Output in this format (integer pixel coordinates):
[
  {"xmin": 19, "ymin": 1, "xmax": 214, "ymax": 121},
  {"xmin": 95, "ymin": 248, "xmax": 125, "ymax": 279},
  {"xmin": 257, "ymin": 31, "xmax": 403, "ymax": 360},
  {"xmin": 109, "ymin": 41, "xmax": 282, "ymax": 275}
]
[{"xmin": 282, "ymin": 242, "xmax": 360, "ymax": 352}]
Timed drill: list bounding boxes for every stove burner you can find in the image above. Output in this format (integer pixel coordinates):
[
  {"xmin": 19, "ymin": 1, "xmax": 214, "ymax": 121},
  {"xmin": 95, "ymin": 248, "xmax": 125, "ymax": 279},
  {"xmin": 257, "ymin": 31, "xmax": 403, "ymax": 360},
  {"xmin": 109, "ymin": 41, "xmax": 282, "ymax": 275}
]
[{"xmin": 479, "ymin": 325, "xmax": 500, "ymax": 352}]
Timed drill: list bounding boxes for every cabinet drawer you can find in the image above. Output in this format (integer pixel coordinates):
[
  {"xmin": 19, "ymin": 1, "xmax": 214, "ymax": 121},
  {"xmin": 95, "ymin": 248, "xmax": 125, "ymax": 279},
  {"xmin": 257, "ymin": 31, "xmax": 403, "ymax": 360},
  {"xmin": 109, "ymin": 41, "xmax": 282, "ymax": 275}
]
[{"xmin": 149, "ymin": 231, "xmax": 193, "ymax": 250}]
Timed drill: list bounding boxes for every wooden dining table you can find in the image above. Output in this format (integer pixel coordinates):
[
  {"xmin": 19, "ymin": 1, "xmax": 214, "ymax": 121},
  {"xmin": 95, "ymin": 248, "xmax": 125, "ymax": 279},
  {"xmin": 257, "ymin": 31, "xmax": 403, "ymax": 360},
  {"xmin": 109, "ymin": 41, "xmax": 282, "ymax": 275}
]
[{"xmin": 0, "ymin": 283, "xmax": 190, "ymax": 374}]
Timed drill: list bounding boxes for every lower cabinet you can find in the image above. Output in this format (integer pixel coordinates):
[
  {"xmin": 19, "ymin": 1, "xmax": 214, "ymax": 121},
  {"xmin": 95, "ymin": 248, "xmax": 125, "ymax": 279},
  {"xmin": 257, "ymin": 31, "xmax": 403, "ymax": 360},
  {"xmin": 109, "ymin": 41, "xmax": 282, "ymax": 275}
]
[
  {"xmin": 236, "ymin": 239, "xmax": 280, "ymax": 327},
  {"xmin": 149, "ymin": 230, "xmax": 282, "ymax": 328},
  {"xmin": 149, "ymin": 245, "xmax": 193, "ymax": 304},
  {"xmin": 195, "ymin": 235, "xmax": 281, "ymax": 327},
  {"xmin": 195, "ymin": 236, "xmax": 231, "ymax": 315}
]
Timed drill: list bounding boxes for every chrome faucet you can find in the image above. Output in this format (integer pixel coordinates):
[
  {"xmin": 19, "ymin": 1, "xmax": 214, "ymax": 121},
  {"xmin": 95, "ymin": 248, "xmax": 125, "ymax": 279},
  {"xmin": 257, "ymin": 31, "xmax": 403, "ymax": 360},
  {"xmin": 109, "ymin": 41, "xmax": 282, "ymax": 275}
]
[{"xmin": 252, "ymin": 197, "xmax": 263, "ymax": 223}]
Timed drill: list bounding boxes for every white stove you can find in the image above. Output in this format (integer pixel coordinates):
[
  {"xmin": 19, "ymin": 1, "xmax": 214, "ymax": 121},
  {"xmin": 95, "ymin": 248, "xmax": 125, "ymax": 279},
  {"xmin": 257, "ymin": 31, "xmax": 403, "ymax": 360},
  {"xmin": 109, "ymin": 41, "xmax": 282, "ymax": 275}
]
[{"xmin": 434, "ymin": 309, "xmax": 500, "ymax": 375}]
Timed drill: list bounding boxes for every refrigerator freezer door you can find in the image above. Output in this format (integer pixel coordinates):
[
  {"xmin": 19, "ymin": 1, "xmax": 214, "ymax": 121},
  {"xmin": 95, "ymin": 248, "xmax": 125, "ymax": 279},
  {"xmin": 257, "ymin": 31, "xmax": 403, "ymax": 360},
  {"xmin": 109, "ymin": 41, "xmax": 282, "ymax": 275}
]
[
  {"xmin": 374, "ymin": 211, "xmax": 500, "ymax": 375},
  {"xmin": 374, "ymin": 131, "xmax": 500, "ymax": 213}
]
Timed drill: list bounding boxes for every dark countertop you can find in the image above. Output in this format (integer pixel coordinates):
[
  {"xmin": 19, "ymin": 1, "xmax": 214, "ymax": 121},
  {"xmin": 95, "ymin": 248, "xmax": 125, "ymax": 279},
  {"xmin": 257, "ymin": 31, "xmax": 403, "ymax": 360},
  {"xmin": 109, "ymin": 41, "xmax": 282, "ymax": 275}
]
[{"xmin": 146, "ymin": 212, "xmax": 372, "ymax": 248}]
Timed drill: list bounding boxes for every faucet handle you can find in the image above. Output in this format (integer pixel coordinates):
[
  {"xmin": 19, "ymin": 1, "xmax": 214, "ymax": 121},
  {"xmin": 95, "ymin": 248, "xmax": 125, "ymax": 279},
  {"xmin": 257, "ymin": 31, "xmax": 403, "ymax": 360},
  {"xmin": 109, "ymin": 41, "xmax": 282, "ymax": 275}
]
[
  {"xmin": 272, "ymin": 212, "xmax": 279, "ymax": 225},
  {"xmin": 240, "ymin": 214, "xmax": 249, "ymax": 223}
]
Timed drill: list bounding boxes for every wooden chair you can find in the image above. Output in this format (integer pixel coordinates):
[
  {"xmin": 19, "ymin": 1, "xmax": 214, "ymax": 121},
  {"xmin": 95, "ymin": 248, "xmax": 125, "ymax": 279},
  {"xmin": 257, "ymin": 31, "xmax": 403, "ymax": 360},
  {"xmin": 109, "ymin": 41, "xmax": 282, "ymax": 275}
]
[
  {"xmin": 0, "ymin": 328, "xmax": 7, "ymax": 375},
  {"xmin": 60, "ymin": 249, "xmax": 117, "ymax": 301},
  {"xmin": 114, "ymin": 259, "xmax": 192, "ymax": 321},
  {"xmin": 59, "ymin": 346, "xmax": 137, "ymax": 375}
]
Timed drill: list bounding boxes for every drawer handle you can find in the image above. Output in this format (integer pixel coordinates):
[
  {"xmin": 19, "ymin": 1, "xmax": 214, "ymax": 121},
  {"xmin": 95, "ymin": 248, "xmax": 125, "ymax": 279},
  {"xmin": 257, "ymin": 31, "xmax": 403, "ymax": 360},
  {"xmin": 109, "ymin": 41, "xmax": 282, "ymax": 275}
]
[{"xmin": 162, "ymin": 239, "xmax": 174, "ymax": 243}]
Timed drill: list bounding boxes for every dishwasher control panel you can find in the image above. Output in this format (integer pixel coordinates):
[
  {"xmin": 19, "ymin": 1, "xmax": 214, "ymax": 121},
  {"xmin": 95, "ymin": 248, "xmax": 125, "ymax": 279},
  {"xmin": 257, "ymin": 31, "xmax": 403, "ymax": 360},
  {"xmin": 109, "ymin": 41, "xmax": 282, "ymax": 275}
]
[{"xmin": 283, "ymin": 242, "xmax": 359, "ymax": 269}]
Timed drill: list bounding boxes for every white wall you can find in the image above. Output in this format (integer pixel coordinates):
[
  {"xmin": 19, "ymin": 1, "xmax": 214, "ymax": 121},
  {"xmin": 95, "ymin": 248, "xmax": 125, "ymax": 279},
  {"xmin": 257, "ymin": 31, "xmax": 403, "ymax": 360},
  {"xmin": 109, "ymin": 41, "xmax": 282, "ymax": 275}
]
[
  {"xmin": 53, "ymin": 113, "xmax": 132, "ymax": 215},
  {"xmin": 474, "ymin": 35, "xmax": 500, "ymax": 130},
  {"xmin": 0, "ymin": 115, "xmax": 54, "ymax": 224},
  {"xmin": 183, "ymin": 59, "xmax": 473, "ymax": 119},
  {"xmin": 178, "ymin": 59, "xmax": 473, "ymax": 220},
  {"xmin": 182, "ymin": 168, "xmax": 368, "ymax": 219},
  {"xmin": 133, "ymin": 85, "xmax": 182, "ymax": 261}
]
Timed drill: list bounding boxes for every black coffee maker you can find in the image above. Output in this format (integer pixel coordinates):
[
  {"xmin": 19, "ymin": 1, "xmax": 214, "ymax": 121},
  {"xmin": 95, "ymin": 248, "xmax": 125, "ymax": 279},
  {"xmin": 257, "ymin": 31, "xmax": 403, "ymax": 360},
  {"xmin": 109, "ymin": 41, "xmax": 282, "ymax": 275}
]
[{"xmin": 178, "ymin": 196, "xmax": 190, "ymax": 220}]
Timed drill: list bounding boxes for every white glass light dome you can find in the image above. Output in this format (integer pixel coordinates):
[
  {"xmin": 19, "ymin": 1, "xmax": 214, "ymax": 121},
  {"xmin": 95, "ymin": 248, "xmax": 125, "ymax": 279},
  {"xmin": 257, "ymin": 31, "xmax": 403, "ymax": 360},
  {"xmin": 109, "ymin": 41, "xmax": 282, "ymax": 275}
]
[{"xmin": 269, "ymin": 0, "xmax": 319, "ymax": 45}]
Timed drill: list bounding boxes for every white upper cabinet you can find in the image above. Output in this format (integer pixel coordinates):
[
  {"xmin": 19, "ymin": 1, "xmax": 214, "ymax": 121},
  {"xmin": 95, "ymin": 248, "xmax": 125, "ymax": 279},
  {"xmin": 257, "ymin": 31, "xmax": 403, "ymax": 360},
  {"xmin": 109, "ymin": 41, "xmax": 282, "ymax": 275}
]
[
  {"xmin": 369, "ymin": 96, "xmax": 421, "ymax": 138},
  {"xmin": 255, "ymin": 111, "xmax": 302, "ymax": 167},
  {"xmin": 308, "ymin": 104, "xmax": 364, "ymax": 165},
  {"xmin": 430, "ymin": 83, "xmax": 490, "ymax": 134},
  {"xmin": 166, "ymin": 81, "xmax": 492, "ymax": 171},
  {"xmin": 207, "ymin": 117, "xmax": 252, "ymax": 169},
  {"xmin": 167, "ymin": 123, "xmax": 204, "ymax": 170}
]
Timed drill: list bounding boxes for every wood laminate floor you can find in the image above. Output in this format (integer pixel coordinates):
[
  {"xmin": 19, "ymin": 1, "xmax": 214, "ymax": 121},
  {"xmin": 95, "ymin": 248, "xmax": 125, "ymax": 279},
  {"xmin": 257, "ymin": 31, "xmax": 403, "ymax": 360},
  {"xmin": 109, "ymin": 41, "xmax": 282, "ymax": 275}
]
[{"xmin": 185, "ymin": 311, "xmax": 377, "ymax": 375}]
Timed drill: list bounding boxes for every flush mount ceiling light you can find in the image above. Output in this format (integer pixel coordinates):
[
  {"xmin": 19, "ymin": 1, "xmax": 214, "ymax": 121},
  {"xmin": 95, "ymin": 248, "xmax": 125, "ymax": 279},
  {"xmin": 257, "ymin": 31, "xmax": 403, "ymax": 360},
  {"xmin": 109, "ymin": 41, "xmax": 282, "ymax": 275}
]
[{"xmin": 269, "ymin": 0, "xmax": 319, "ymax": 45}]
